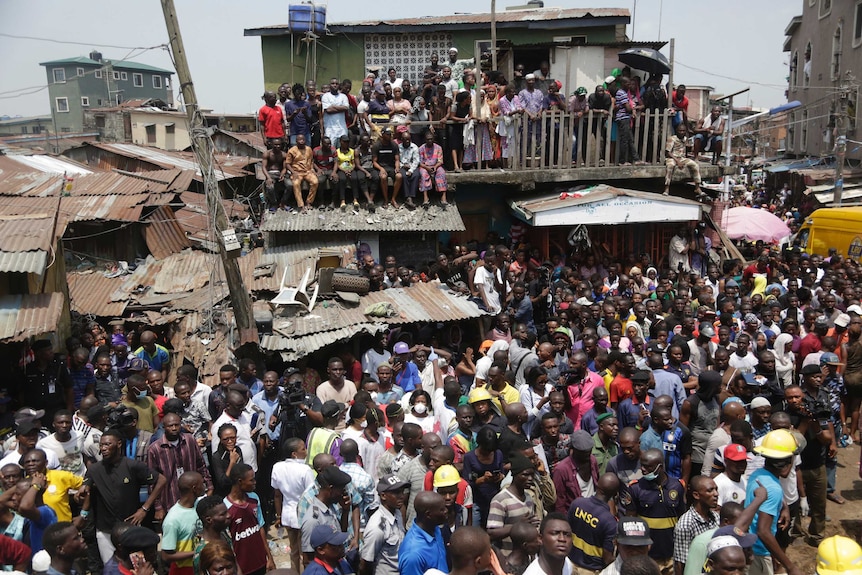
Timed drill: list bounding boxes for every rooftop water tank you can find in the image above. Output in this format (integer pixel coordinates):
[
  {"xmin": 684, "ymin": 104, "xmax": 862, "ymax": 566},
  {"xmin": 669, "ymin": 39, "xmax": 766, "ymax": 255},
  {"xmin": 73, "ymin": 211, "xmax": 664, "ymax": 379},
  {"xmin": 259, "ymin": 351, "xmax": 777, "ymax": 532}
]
[{"xmin": 289, "ymin": 4, "xmax": 326, "ymax": 34}]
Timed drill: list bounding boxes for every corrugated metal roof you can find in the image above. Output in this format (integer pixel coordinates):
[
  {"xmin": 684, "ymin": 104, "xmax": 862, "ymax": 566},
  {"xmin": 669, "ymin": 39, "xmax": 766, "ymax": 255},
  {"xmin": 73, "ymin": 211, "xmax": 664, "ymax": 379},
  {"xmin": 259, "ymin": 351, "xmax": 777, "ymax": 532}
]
[
  {"xmin": 0, "ymin": 252, "xmax": 47, "ymax": 274},
  {"xmin": 0, "ymin": 215, "xmax": 54, "ymax": 274},
  {"xmin": 179, "ymin": 191, "xmax": 249, "ymax": 220},
  {"xmin": 63, "ymin": 194, "xmax": 150, "ymax": 223},
  {"xmin": 260, "ymin": 241, "xmax": 356, "ymax": 287},
  {"xmin": 5, "ymin": 154, "xmax": 93, "ymax": 175},
  {"xmin": 260, "ymin": 203, "xmax": 465, "ymax": 232},
  {"xmin": 261, "ymin": 323, "xmax": 386, "ymax": 362},
  {"xmin": 238, "ymin": 248, "xmax": 281, "ymax": 292},
  {"xmin": 0, "ymin": 169, "xmax": 63, "ymax": 197},
  {"xmin": 0, "ymin": 216, "xmax": 54, "ymax": 253},
  {"xmin": 152, "ymin": 249, "xmax": 216, "ymax": 294},
  {"xmin": 67, "ymin": 272, "xmax": 127, "ymax": 317},
  {"xmin": 143, "ymin": 205, "xmax": 192, "ymax": 259},
  {"xmin": 512, "ymin": 184, "xmax": 703, "ymax": 214},
  {"xmin": 76, "ymin": 142, "xmax": 251, "ymax": 181},
  {"xmin": 129, "ymin": 168, "xmax": 197, "ymax": 191},
  {"xmin": 262, "ymin": 282, "xmax": 487, "ymax": 359},
  {"xmin": 0, "ymin": 292, "xmax": 65, "ymax": 343},
  {"xmin": 170, "ymin": 312, "xmax": 229, "ymax": 386},
  {"xmin": 246, "ymin": 7, "xmax": 629, "ymax": 34},
  {"xmin": 66, "ymin": 172, "xmax": 172, "ymax": 196}
]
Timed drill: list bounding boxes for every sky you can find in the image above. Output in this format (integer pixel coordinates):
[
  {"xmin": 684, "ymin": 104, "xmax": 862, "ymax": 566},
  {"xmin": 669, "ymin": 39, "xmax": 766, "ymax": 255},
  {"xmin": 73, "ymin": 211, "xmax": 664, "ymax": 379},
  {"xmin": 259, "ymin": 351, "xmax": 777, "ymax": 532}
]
[{"xmin": 0, "ymin": 0, "xmax": 800, "ymax": 118}]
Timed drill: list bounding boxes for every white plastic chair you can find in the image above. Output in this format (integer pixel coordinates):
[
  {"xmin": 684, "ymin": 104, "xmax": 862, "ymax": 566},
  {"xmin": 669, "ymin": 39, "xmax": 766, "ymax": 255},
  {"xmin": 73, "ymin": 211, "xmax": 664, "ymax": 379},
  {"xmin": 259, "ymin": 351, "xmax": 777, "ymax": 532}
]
[{"xmin": 271, "ymin": 267, "xmax": 318, "ymax": 312}]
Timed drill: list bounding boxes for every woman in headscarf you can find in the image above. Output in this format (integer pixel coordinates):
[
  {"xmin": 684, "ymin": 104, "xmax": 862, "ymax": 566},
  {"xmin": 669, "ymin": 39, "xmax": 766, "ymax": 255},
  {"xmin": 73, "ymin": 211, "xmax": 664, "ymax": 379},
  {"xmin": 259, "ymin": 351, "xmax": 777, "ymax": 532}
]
[{"xmin": 773, "ymin": 332, "xmax": 795, "ymax": 387}]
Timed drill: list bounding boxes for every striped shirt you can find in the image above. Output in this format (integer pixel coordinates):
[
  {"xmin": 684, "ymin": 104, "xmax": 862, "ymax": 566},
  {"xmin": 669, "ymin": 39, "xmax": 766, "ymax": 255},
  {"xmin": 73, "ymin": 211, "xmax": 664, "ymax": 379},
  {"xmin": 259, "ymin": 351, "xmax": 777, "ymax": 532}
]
[
  {"xmin": 145, "ymin": 433, "xmax": 213, "ymax": 512},
  {"xmin": 486, "ymin": 487, "xmax": 536, "ymax": 556}
]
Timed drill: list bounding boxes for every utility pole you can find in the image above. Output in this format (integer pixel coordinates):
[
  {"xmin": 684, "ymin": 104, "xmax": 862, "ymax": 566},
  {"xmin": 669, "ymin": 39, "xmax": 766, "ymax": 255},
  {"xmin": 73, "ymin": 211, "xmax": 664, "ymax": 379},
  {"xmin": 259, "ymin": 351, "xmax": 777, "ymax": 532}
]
[
  {"xmin": 160, "ymin": 0, "xmax": 258, "ymax": 344},
  {"xmin": 490, "ymin": 0, "xmax": 497, "ymax": 71},
  {"xmin": 834, "ymin": 72, "xmax": 854, "ymax": 206}
]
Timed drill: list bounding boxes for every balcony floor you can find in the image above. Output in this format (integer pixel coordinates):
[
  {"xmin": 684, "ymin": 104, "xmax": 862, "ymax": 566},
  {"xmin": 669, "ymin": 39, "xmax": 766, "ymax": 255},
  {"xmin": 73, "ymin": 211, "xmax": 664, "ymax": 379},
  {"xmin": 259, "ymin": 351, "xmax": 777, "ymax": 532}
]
[{"xmin": 447, "ymin": 162, "xmax": 733, "ymax": 190}]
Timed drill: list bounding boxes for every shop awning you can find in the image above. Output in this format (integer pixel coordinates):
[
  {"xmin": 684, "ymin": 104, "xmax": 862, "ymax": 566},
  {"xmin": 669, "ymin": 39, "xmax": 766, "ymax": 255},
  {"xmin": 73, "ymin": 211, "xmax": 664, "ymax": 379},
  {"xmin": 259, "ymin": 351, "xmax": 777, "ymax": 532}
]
[{"xmin": 509, "ymin": 184, "xmax": 705, "ymax": 227}]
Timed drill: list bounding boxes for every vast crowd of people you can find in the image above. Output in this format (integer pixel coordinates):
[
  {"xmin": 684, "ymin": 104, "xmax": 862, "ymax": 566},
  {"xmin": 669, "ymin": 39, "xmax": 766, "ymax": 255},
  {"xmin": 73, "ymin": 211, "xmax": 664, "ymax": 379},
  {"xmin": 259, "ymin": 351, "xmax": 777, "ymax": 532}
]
[{"xmin": 3, "ymin": 213, "xmax": 862, "ymax": 575}]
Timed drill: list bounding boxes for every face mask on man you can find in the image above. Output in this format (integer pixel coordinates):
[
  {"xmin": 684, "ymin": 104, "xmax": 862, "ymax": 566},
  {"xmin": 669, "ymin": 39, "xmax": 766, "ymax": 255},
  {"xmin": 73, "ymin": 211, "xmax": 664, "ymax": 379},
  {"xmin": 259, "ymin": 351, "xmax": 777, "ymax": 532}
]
[
  {"xmin": 643, "ymin": 463, "xmax": 662, "ymax": 482},
  {"xmin": 137, "ymin": 389, "xmax": 148, "ymax": 400},
  {"xmin": 370, "ymin": 392, "xmax": 379, "ymax": 403},
  {"xmin": 359, "ymin": 420, "xmax": 368, "ymax": 429},
  {"xmin": 413, "ymin": 403, "xmax": 428, "ymax": 415}
]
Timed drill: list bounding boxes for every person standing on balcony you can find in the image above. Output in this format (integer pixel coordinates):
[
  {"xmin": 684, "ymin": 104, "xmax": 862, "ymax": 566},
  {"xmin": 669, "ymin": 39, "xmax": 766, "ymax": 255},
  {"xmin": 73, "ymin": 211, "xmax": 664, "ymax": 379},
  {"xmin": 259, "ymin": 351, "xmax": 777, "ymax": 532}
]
[
  {"xmin": 614, "ymin": 77, "xmax": 643, "ymax": 166},
  {"xmin": 518, "ymin": 74, "xmax": 544, "ymax": 157}
]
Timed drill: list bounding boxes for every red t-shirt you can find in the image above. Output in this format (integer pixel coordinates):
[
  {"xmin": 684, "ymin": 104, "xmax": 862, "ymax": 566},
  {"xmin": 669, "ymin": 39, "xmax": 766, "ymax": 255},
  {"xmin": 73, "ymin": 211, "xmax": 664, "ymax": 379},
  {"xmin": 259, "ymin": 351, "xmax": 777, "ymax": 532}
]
[
  {"xmin": 672, "ymin": 91, "xmax": 689, "ymax": 112},
  {"xmin": 258, "ymin": 104, "xmax": 285, "ymax": 139},
  {"xmin": 225, "ymin": 494, "xmax": 267, "ymax": 574}
]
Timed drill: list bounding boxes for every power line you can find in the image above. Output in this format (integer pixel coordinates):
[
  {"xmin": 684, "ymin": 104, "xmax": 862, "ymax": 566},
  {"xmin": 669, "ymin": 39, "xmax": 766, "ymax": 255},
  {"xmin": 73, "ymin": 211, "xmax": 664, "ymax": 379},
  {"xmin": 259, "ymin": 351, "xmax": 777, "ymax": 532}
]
[
  {"xmin": 0, "ymin": 45, "xmax": 168, "ymax": 100},
  {"xmin": 0, "ymin": 32, "xmax": 165, "ymax": 51}
]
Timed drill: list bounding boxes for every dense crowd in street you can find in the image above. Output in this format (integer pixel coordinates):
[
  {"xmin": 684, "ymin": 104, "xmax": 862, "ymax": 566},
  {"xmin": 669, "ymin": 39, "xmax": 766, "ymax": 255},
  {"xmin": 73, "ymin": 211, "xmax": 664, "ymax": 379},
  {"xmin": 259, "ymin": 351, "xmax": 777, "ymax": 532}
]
[{"xmin": 3, "ymin": 212, "xmax": 862, "ymax": 575}]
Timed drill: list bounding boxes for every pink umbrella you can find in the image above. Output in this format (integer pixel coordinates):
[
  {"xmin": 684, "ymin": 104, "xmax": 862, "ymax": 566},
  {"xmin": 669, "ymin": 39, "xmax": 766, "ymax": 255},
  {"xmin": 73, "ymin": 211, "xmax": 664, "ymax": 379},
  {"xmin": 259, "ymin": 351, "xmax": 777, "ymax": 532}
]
[{"xmin": 724, "ymin": 207, "xmax": 791, "ymax": 243}]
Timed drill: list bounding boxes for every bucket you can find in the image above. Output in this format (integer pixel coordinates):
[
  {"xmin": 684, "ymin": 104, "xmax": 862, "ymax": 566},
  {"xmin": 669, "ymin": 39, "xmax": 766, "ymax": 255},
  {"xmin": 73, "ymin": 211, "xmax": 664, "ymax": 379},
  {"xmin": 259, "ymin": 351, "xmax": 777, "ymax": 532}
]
[{"xmin": 289, "ymin": 5, "xmax": 326, "ymax": 34}]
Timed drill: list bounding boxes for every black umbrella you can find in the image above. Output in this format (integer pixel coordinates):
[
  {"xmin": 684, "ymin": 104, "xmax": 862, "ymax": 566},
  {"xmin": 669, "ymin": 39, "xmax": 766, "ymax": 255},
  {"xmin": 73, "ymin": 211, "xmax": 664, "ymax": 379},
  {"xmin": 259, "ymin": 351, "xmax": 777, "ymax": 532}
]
[{"xmin": 617, "ymin": 47, "xmax": 671, "ymax": 75}]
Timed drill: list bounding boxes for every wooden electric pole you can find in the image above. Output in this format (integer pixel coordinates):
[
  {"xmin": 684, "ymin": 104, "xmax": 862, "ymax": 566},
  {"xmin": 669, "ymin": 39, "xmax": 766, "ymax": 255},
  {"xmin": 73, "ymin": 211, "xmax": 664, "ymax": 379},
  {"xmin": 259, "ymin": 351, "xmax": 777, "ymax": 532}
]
[{"xmin": 160, "ymin": 0, "xmax": 258, "ymax": 343}]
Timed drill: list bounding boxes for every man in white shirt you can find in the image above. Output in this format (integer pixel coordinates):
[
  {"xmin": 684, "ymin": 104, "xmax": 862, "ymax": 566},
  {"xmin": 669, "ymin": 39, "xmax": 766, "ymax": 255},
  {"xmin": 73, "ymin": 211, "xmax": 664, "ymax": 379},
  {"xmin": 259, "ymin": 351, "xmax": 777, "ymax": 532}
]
[
  {"xmin": 668, "ymin": 229, "xmax": 692, "ymax": 274},
  {"xmin": 714, "ymin": 443, "xmax": 747, "ymax": 506},
  {"xmin": 36, "ymin": 410, "xmax": 85, "ymax": 476},
  {"xmin": 362, "ymin": 331, "xmax": 391, "ymax": 383},
  {"xmin": 271, "ymin": 437, "xmax": 315, "ymax": 572},
  {"xmin": 473, "ymin": 254, "xmax": 502, "ymax": 314},
  {"xmin": 321, "ymin": 77, "xmax": 349, "ymax": 142}
]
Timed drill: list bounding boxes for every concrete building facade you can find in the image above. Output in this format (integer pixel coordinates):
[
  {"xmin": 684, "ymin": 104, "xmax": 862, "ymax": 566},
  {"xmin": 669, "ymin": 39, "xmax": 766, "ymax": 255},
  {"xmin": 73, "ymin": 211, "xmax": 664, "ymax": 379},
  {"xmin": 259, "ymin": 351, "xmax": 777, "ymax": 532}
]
[
  {"xmin": 40, "ymin": 51, "xmax": 174, "ymax": 134},
  {"xmin": 784, "ymin": 1, "xmax": 862, "ymax": 160}
]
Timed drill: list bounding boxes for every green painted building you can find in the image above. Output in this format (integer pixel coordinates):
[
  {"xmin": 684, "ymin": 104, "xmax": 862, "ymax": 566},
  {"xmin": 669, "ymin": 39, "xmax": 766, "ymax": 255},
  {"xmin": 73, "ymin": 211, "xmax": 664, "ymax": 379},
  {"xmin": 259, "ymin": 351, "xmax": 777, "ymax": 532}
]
[
  {"xmin": 40, "ymin": 51, "xmax": 174, "ymax": 133},
  {"xmin": 245, "ymin": 7, "xmax": 635, "ymax": 95}
]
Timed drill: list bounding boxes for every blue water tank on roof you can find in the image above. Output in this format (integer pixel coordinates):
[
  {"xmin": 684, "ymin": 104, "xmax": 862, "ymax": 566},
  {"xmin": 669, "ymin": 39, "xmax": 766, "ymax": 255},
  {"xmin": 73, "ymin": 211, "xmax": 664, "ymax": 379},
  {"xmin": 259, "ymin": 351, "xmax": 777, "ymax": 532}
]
[{"xmin": 289, "ymin": 5, "xmax": 326, "ymax": 34}]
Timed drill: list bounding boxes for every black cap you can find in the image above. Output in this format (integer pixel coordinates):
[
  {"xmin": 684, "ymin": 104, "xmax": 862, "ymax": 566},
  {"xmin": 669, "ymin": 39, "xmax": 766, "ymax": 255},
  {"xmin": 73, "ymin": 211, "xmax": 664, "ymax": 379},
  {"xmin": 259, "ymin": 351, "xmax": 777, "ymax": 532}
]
[
  {"xmin": 15, "ymin": 421, "xmax": 39, "ymax": 436},
  {"xmin": 318, "ymin": 466, "xmax": 351, "ymax": 488},
  {"xmin": 321, "ymin": 400, "xmax": 345, "ymax": 419},
  {"xmin": 801, "ymin": 364, "xmax": 822, "ymax": 376},
  {"xmin": 162, "ymin": 398, "xmax": 185, "ymax": 415},
  {"xmin": 119, "ymin": 526, "xmax": 160, "ymax": 551}
]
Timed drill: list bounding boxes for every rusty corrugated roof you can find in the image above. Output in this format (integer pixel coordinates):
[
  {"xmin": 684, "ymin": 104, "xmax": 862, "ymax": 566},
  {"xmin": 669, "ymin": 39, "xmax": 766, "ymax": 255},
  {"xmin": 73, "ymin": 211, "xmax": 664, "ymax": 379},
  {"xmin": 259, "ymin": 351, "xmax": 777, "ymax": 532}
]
[
  {"xmin": 260, "ymin": 203, "xmax": 465, "ymax": 233},
  {"xmin": 67, "ymin": 272, "xmax": 127, "ymax": 317},
  {"xmin": 246, "ymin": 7, "xmax": 630, "ymax": 34},
  {"xmin": 0, "ymin": 292, "xmax": 65, "ymax": 342},
  {"xmin": 262, "ymin": 282, "xmax": 488, "ymax": 358},
  {"xmin": 152, "ymin": 249, "xmax": 216, "ymax": 294},
  {"xmin": 0, "ymin": 215, "xmax": 54, "ymax": 274},
  {"xmin": 0, "ymin": 216, "xmax": 54, "ymax": 253},
  {"xmin": 170, "ymin": 312, "xmax": 229, "ymax": 386},
  {"xmin": 72, "ymin": 142, "xmax": 252, "ymax": 181},
  {"xmin": 259, "ymin": 241, "xmax": 356, "ymax": 288},
  {"xmin": 143, "ymin": 205, "xmax": 192, "ymax": 259}
]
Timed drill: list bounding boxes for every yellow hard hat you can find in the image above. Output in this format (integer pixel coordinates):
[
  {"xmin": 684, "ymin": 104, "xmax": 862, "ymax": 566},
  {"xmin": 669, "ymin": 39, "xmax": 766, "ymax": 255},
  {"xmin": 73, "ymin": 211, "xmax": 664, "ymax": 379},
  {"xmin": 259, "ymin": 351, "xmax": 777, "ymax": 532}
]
[
  {"xmin": 753, "ymin": 429, "xmax": 797, "ymax": 459},
  {"xmin": 468, "ymin": 387, "xmax": 492, "ymax": 404},
  {"xmin": 817, "ymin": 536, "xmax": 862, "ymax": 575},
  {"xmin": 433, "ymin": 464, "xmax": 461, "ymax": 488}
]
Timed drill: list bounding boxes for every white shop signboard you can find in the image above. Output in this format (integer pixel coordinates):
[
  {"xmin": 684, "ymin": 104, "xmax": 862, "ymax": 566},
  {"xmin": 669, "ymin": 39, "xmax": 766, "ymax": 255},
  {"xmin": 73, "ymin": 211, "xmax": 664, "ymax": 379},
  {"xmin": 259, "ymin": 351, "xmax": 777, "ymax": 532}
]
[{"xmin": 531, "ymin": 195, "xmax": 702, "ymax": 227}]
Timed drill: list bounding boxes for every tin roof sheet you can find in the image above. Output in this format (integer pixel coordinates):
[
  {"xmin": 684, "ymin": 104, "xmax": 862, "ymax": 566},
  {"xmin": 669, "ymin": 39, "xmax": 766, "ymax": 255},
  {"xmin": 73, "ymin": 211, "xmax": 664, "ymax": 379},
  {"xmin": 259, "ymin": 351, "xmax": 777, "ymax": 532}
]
[
  {"xmin": 260, "ymin": 203, "xmax": 465, "ymax": 233},
  {"xmin": 259, "ymin": 241, "xmax": 356, "ymax": 288},
  {"xmin": 0, "ymin": 216, "xmax": 54, "ymax": 253},
  {"xmin": 67, "ymin": 272, "xmax": 127, "ymax": 317},
  {"xmin": 5, "ymin": 154, "xmax": 93, "ymax": 175},
  {"xmin": 0, "ymin": 292, "xmax": 65, "ymax": 343},
  {"xmin": 0, "ymin": 215, "xmax": 54, "ymax": 274},
  {"xmin": 262, "ymin": 282, "xmax": 487, "ymax": 358},
  {"xmin": 246, "ymin": 7, "xmax": 629, "ymax": 34},
  {"xmin": 143, "ymin": 205, "xmax": 192, "ymax": 259},
  {"xmin": 77, "ymin": 142, "xmax": 250, "ymax": 181},
  {"xmin": 152, "ymin": 249, "xmax": 216, "ymax": 294}
]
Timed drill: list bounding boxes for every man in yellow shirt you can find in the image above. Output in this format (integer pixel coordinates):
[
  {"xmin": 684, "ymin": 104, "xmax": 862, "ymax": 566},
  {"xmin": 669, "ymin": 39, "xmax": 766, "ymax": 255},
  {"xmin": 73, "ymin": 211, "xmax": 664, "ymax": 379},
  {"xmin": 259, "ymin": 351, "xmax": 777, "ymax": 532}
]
[
  {"xmin": 486, "ymin": 363, "xmax": 520, "ymax": 413},
  {"xmin": 21, "ymin": 448, "xmax": 83, "ymax": 522}
]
